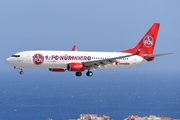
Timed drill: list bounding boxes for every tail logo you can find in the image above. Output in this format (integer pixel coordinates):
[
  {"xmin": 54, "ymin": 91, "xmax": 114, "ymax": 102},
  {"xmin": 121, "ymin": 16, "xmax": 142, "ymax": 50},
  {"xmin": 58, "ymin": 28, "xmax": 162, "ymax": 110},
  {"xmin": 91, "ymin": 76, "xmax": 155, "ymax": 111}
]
[{"xmin": 143, "ymin": 35, "xmax": 154, "ymax": 48}]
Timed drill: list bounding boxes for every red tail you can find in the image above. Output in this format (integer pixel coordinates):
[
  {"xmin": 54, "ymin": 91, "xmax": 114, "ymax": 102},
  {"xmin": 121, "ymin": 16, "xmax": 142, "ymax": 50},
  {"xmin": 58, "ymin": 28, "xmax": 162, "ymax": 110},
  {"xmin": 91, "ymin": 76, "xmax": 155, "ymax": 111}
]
[{"xmin": 122, "ymin": 23, "xmax": 160, "ymax": 60}]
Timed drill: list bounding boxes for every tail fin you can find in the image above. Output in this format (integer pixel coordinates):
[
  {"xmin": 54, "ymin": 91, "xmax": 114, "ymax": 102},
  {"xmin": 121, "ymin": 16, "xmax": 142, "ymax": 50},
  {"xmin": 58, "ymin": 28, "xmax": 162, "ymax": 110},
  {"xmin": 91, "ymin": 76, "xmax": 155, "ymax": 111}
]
[{"xmin": 122, "ymin": 23, "xmax": 160, "ymax": 56}]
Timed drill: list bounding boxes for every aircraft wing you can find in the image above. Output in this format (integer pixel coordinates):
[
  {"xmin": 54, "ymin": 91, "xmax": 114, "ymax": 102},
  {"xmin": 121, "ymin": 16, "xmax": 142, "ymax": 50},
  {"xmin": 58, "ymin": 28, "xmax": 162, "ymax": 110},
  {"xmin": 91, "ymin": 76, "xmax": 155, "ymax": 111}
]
[
  {"xmin": 82, "ymin": 53, "xmax": 173, "ymax": 70},
  {"xmin": 82, "ymin": 54, "xmax": 134, "ymax": 70},
  {"xmin": 82, "ymin": 45, "xmax": 143, "ymax": 70}
]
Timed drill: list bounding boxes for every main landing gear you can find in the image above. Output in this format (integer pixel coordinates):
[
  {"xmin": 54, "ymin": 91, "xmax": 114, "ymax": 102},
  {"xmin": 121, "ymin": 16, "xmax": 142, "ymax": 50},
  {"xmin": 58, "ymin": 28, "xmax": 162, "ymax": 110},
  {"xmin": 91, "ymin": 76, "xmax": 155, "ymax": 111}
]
[
  {"xmin": 86, "ymin": 71, "xmax": 93, "ymax": 76},
  {"xmin": 75, "ymin": 70, "xmax": 93, "ymax": 77},
  {"xmin": 76, "ymin": 72, "xmax": 82, "ymax": 77}
]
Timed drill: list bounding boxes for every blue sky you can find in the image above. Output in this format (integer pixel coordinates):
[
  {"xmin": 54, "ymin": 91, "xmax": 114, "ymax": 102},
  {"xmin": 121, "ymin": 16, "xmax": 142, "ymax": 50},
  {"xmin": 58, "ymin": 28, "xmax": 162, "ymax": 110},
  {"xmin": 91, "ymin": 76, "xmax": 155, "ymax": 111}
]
[{"xmin": 1, "ymin": 0, "xmax": 180, "ymax": 73}]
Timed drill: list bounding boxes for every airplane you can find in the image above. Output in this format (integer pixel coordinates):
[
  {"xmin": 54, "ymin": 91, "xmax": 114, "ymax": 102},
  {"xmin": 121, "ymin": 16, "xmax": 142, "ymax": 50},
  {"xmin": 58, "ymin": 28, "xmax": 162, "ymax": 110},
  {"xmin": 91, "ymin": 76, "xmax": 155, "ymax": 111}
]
[{"xmin": 5, "ymin": 23, "xmax": 173, "ymax": 77}]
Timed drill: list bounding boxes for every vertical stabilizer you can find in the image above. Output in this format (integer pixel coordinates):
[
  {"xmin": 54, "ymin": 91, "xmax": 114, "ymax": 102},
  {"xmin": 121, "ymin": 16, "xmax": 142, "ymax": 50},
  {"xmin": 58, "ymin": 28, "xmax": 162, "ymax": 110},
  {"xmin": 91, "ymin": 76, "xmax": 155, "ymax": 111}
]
[{"xmin": 122, "ymin": 23, "xmax": 160, "ymax": 56}]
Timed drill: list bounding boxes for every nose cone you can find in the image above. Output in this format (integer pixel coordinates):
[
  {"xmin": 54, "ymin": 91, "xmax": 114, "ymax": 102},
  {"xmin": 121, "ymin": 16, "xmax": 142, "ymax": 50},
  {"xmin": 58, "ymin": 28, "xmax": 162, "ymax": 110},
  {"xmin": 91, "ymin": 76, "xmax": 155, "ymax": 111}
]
[{"xmin": 5, "ymin": 57, "xmax": 12, "ymax": 65}]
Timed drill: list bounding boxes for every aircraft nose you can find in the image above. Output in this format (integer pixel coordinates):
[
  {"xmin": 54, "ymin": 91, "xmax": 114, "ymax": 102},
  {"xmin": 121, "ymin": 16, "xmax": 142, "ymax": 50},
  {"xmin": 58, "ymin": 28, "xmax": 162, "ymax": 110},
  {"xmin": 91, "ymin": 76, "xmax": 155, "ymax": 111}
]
[{"xmin": 5, "ymin": 57, "xmax": 11, "ymax": 64}]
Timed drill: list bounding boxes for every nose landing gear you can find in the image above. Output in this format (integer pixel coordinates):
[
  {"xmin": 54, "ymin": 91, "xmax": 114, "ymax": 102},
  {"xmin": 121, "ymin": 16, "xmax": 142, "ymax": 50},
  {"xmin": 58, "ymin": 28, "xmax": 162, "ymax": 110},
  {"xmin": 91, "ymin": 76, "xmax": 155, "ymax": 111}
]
[
  {"xmin": 14, "ymin": 66, "xmax": 24, "ymax": 75},
  {"xmin": 20, "ymin": 70, "xmax": 24, "ymax": 75}
]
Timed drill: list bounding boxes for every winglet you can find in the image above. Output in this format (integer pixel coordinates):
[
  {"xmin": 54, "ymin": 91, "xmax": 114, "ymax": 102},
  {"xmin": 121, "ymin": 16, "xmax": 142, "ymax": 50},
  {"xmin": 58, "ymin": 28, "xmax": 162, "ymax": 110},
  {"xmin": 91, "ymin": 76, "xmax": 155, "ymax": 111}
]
[{"xmin": 71, "ymin": 45, "xmax": 76, "ymax": 51}]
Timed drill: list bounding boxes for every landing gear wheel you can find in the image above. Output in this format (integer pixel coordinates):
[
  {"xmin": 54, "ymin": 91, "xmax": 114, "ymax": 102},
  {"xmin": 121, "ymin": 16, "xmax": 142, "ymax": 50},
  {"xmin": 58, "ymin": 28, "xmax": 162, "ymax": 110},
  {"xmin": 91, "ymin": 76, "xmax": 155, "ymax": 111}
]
[
  {"xmin": 76, "ymin": 72, "xmax": 82, "ymax": 77},
  {"xmin": 86, "ymin": 71, "xmax": 93, "ymax": 76},
  {"xmin": 20, "ymin": 71, "xmax": 24, "ymax": 75}
]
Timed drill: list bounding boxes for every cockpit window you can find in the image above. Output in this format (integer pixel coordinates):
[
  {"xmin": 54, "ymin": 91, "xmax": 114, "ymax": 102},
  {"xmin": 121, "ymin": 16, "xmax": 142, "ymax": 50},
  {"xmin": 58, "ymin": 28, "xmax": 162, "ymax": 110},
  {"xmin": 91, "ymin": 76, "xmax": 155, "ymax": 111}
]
[{"xmin": 11, "ymin": 55, "xmax": 20, "ymax": 57}]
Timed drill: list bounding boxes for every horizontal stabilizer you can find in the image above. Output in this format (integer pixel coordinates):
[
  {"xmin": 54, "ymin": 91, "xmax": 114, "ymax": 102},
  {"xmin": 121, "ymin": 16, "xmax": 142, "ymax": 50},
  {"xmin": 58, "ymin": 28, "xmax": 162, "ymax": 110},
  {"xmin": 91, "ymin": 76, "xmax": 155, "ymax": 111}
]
[{"xmin": 144, "ymin": 53, "xmax": 174, "ymax": 59}]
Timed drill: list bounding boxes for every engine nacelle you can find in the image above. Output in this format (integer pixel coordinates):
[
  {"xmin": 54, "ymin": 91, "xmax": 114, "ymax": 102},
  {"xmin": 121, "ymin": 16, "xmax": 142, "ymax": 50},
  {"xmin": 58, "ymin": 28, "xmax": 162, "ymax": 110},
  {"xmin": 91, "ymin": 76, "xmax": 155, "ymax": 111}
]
[
  {"xmin": 49, "ymin": 68, "xmax": 66, "ymax": 72},
  {"xmin": 67, "ymin": 63, "xmax": 85, "ymax": 72}
]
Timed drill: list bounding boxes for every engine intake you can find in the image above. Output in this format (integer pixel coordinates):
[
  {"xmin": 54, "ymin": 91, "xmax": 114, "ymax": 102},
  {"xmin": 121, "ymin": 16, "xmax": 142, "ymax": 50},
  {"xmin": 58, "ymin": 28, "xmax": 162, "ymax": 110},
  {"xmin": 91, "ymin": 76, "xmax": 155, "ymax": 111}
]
[{"xmin": 67, "ymin": 63, "xmax": 85, "ymax": 72}]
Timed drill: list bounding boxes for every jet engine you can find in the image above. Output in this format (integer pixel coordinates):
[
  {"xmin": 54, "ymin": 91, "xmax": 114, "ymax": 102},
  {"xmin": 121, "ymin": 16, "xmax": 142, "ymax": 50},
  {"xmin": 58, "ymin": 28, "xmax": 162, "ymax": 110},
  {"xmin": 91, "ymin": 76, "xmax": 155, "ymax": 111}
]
[
  {"xmin": 67, "ymin": 63, "xmax": 85, "ymax": 72},
  {"xmin": 49, "ymin": 68, "xmax": 66, "ymax": 72}
]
